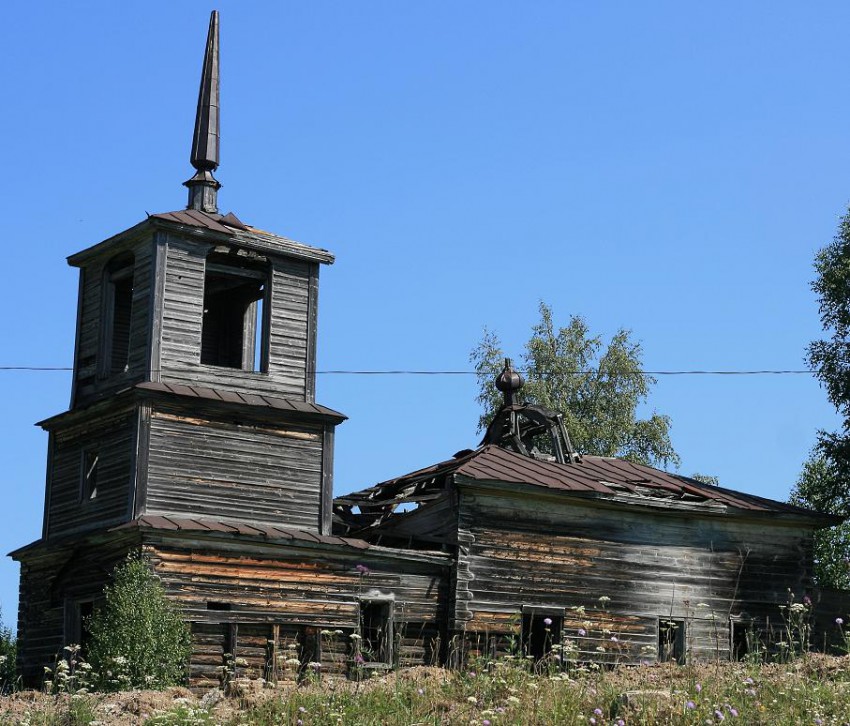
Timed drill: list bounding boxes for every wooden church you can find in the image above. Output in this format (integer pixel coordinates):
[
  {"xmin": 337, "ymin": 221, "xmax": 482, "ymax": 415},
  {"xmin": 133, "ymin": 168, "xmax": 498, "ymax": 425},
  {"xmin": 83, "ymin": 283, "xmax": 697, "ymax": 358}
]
[{"xmin": 11, "ymin": 12, "xmax": 840, "ymax": 686}]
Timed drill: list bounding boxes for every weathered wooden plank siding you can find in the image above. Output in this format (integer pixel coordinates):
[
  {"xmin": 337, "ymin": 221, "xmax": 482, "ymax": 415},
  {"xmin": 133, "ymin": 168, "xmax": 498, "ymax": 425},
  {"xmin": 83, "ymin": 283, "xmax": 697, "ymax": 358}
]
[
  {"xmin": 156, "ymin": 234, "xmax": 313, "ymax": 400},
  {"xmin": 73, "ymin": 236, "xmax": 153, "ymax": 407},
  {"xmin": 16, "ymin": 543, "xmax": 133, "ymax": 687},
  {"xmin": 145, "ymin": 407, "xmax": 324, "ymax": 529},
  {"xmin": 145, "ymin": 540, "xmax": 449, "ymax": 683},
  {"xmin": 45, "ymin": 409, "xmax": 137, "ymax": 539},
  {"xmin": 455, "ymin": 488, "xmax": 814, "ymax": 663}
]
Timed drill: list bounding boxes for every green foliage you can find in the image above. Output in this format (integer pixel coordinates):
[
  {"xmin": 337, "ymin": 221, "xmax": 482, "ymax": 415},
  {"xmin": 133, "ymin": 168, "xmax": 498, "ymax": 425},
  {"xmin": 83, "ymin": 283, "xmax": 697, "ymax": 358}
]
[
  {"xmin": 790, "ymin": 453, "xmax": 850, "ymax": 589},
  {"xmin": 85, "ymin": 554, "xmax": 191, "ymax": 690},
  {"xmin": 794, "ymin": 208, "xmax": 850, "ymax": 588},
  {"xmin": 471, "ymin": 302, "xmax": 679, "ymax": 468},
  {"xmin": 0, "ymin": 610, "xmax": 16, "ymax": 693},
  {"xmin": 690, "ymin": 473, "xmax": 719, "ymax": 486}
]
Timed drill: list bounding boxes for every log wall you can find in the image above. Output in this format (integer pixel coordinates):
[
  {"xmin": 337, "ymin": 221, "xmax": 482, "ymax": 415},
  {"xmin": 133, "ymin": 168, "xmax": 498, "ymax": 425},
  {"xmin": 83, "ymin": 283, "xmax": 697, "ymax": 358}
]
[
  {"xmin": 145, "ymin": 539, "xmax": 449, "ymax": 687},
  {"xmin": 454, "ymin": 486, "xmax": 815, "ymax": 664},
  {"xmin": 144, "ymin": 405, "xmax": 327, "ymax": 530},
  {"xmin": 154, "ymin": 234, "xmax": 317, "ymax": 401}
]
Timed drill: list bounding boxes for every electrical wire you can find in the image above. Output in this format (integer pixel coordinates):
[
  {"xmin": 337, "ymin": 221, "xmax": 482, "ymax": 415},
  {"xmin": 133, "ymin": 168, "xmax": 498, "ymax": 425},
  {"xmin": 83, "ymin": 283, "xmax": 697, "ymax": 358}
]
[{"xmin": 0, "ymin": 366, "xmax": 818, "ymax": 376}]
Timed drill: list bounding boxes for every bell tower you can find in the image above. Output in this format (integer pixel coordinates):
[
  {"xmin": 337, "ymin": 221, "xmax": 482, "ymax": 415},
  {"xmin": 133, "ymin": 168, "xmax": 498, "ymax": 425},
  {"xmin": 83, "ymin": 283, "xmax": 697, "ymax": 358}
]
[{"xmin": 34, "ymin": 11, "xmax": 345, "ymax": 545}]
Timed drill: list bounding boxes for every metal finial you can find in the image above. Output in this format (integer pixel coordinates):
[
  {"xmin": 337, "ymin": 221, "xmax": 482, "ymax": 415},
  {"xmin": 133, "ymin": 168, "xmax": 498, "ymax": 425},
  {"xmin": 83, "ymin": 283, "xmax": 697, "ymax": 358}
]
[
  {"xmin": 184, "ymin": 11, "xmax": 221, "ymax": 213},
  {"xmin": 495, "ymin": 358, "xmax": 524, "ymax": 407}
]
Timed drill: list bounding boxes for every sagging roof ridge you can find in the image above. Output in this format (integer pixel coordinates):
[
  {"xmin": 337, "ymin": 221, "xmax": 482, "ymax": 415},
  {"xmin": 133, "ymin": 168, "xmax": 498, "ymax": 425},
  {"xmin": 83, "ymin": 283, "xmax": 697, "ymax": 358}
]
[{"xmin": 336, "ymin": 444, "xmax": 838, "ymax": 523}]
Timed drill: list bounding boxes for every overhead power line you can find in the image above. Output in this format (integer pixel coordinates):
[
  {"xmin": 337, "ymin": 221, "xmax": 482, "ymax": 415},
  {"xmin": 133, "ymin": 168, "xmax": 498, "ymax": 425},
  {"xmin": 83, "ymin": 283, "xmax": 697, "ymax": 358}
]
[{"xmin": 0, "ymin": 366, "xmax": 818, "ymax": 376}]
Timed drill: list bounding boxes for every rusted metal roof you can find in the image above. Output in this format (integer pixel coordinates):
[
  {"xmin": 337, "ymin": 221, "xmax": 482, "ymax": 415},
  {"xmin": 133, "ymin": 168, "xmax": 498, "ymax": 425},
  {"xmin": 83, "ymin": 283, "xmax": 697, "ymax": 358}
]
[
  {"xmin": 150, "ymin": 209, "xmax": 246, "ymax": 234},
  {"xmin": 350, "ymin": 444, "xmax": 835, "ymax": 521},
  {"xmin": 114, "ymin": 514, "xmax": 371, "ymax": 549},
  {"xmin": 135, "ymin": 381, "xmax": 346, "ymax": 421}
]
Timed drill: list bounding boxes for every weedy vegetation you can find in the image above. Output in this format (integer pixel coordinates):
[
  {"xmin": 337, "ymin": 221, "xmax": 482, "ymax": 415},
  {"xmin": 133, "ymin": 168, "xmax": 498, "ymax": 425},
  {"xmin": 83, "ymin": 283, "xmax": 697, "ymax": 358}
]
[{"xmin": 3, "ymin": 589, "xmax": 850, "ymax": 723}]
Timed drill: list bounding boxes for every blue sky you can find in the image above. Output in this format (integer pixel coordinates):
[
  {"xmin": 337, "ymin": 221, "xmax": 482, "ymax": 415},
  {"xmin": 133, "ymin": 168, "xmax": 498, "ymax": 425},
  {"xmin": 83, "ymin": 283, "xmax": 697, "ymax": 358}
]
[{"xmin": 0, "ymin": 1, "xmax": 847, "ymax": 628}]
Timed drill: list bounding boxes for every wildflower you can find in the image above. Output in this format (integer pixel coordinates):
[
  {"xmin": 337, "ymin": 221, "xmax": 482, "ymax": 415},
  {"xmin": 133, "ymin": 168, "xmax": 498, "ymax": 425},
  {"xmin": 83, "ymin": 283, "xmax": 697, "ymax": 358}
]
[
  {"xmin": 590, "ymin": 719, "xmax": 596, "ymax": 725},
  {"xmin": 598, "ymin": 595, "xmax": 611, "ymax": 603},
  {"xmin": 729, "ymin": 707, "xmax": 738, "ymax": 717},
  {"xmin": 417, "ymin": 688, "xmax": 425, "ymax": 695},
  {"xmin": 837, "ymin": 617, "xmax": 844, "ymax": 626},
  {"xmin": 308, "ymin": 662, "xmax": 322, "ymax": 670},
  {"xmin": 354, "ymin": 654, "xmax": 365, "ymax": 664},
  {"xmin": 297, "ymin": 721, "xmax": 303, "ymax": 726},
  {"xmin": 743, "ymin": 677, "xmax": 754, "ymax": 685},
  {"xmin": 467, "ymin": 696, "xmax": 477, "ymax": 704},
  {"xmin": 610, "ymin": 636, "xmax": 618, "ymax": 642},
  {"xmin": 578, "ymin": 628, "xmax": 587, "ymax": 636},
  {"xmin": 617, "ymin": 721, "xmax": 625, "ymax": 726},
  {"xmin": 355, "ymin": 564, "xmax": 370, "ymax": 575},
  {"xmin": 594, "ymin": 708, "xmax": 603, "ymax": 715},
  {"xmin": 350, "ymin": 633, "xmax": 362, "ymax": 640},
  {"xmin": 496, "ymin": 707, "xmax": 506, "ymax": 713},
  {"xmin": 803, "ymin": 595, "xmax": 812, "ymax": 606},
  {"xmin": 745, "ymin": 689, "xmax": 756, "ymax": 697},
  {"xmin": 543, "ymin": 618, "xmax": 553, "ymax": 626},
  {"xmin": 299, "ymin": 706, "xmax": 307, "ymax": 713},
  {"xmin": 686, "ymin": 701, "xmax": 696, "ymax": 710},
  {"xmin": 696, "ymin": 602, "xmax": 710, "ymax": 608},
  {"xmin": 695, "ymin": 683, "xmax": 702, "ymax": 693},
  {"xmin": 714, "ymin": 710, "xmax": 725, "ymax": 721},
  {"xmin": 483, "ymin": 721, "xmax": 491, "ymax": 726},
  {"xmin": 507, "ymin": 696, "xmax": 521, "ymax": 705}
]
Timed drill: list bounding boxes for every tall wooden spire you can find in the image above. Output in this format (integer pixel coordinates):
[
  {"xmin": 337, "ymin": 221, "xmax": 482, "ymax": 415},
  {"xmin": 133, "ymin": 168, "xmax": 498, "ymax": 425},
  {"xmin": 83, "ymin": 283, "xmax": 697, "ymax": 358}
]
[{"xmin": 184, "ymin": 10, "xmax": 221, "ymax": 213}]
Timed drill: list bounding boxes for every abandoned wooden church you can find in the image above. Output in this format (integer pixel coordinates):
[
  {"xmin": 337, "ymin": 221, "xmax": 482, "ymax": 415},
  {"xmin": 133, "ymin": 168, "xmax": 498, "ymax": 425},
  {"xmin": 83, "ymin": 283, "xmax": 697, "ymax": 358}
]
[{"xmin": 11, "ymin": 12, "xmax": 840, "ymax": 686}]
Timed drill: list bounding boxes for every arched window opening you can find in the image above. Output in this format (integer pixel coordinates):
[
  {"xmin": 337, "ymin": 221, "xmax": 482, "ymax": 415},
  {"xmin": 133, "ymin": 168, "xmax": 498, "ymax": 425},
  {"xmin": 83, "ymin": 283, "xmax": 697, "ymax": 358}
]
[{"xmin": 103, "ymin": 253, "xmax": 135, "ymax": 376}]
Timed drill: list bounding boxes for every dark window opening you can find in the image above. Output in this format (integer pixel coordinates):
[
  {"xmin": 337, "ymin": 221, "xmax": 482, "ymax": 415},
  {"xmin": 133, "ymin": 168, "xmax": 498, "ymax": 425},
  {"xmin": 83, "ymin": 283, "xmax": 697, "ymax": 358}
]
[
  {"xmin": 103, "ymin": 253, "xmax": 134, "ymax": 375},
  {"xmin": 78, "ymin": 600, "xmax": 94, "ymax": 657},
  {"xmin": 298, "ymin": 626, "xmax": 322, "ymax": 678},
  {"xmin": 360, "ymin": 601, "xmax": 393, "ymax": 665},
  {"xmin": 201, "ymin": 253, "xmax": 269, "ymax": 371},
  {"xmin": 522, "ymin": 611, "xmax": 563, "ymax": 661},
  {"xmin": 81, "ymin": 450, "xmax": 99, "ymax": 501},
  {"xmin": 64, "ymin": 599, "xmax": 95, "ymax": 659},
  {"xmin": 730, "ymin": 620, "xmax": 749, "ymax": 661},
  {"xmin": 207, "ymin": 601, "xmax": 232, "ymax": 611},
  {"xmin": 659, "ymin": 618, "xmax": 686, "ymax": 664}
]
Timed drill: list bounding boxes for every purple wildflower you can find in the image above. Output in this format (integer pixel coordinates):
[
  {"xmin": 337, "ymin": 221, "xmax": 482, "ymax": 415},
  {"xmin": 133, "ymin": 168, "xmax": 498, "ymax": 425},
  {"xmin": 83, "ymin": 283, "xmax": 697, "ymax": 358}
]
[
  {"xmin": 804, "ymin": 595, "xmax": 812, "ymax": 606},
  {"xmin": 744, "ymin": 677, "xmax": 754, "ymax": 685},
  {"xmin": 355, "ymin": 564, "xmax": 370, "ymax": 575},
  {"xmin": 837, "ymin": 617, "xmax": 844, "ymax": 626},
  {"xmin": 544, "ymin": 617, "xmax": 553, "ymax": 626},
  {"xmin": 297, "ymin": 721, "xmax": 303, "ymax": 726},
  {"xmin": 695, "ymin": 683, "xmax": 702, "ymax": 693},
  {"xmin": 483, "ymin": 721, "xmax": 491, "ymax": 726},
  {"xmin": 496, "ymin": 707, "xmax": 506, "ymax": 713},
  {"xmin": 354, "ymin": 653, "xmax": 365, "ymax": 664},
  {"xmin": 594, "ymin": 708, "xmax": 603, "ymax": 716},
  {"xmin": 617, "ymin": 721, "xmax": 625, "ymax": 726},
  {"xmin": 686, "ymin": 701, "xmax": 696, "ymax": 710},
  {"xmin": 729, "ymin": 707, "xmax": 738, "ymax": 717},
  {"xmin": 745, "ymin": 688, "xmax": 756, "ymax": 697},
  {"xmin": 578, "ymin": 628, "xmax": 587, "ymax": 636},
  {"xmin": 610, "ymin": 636, "xmax": 618, "ymax": 642},
  {"xmin": 715, "ymin": 710, "xmax": 725, "ymax": 721},
  {"xmin": 589, "ymin": 719, "xmax": 596, "ymax": 725},
  {"xmin": 298, "ymin": 707, "xmax": 307, "ymax": 713}
]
